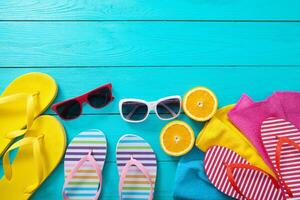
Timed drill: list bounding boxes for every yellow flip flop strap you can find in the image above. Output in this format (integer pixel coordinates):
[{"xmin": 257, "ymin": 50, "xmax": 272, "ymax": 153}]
[
  {"xmin": 3, "ymin": 135, "xmax": 44, "ymax": 194},
  {"xmin": 0, "ymin": 93, "xmax": 39, "ymax": 139}
]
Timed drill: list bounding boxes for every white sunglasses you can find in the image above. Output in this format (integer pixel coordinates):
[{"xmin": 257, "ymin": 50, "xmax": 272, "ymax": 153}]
[{"xmin": 119, "ymin": 95, "xmax": 182, "ymax": 123}]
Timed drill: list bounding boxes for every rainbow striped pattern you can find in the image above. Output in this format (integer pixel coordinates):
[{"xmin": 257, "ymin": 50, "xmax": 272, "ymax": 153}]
[
  {"xmin": 204, "ymin": 146, "xmax": 284, "ymax": 200},
  {"xmin": 64, "ymin": 130, "xmax": 107, "ymax": 200},
  {"xmin": 116, "ymin": 134, "xmax": 157, "ymax": 200},
  {"xmin": 261, "ymin": 117, "xmax": 300, "ymax": 198}
]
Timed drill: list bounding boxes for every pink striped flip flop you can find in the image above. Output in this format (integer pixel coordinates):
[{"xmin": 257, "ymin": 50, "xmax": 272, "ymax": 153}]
[
  {"xmin": 261, "ymin": 117, "xmax": 300, "ymax": 199},
  {"xmin": 204, "ymin": 146, "xmax": 284, "ymax": 200},
  {"xmin": 62, "ymin": 130, "xmax": 107, "ymax": 200},
  {"xmin": 116, "ymin": 134, "xmax": 157, "ymax": 200}
]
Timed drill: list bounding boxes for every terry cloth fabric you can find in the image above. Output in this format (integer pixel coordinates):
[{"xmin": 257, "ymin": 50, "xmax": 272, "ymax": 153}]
[
  {"xmin": 228, "ymin": 91, "xmax": 300, "ymax": 169},
  {"xmin": 196, "ymin": 105, "xmax": 274, "ymax": 176},
  {"xmin": 173, "ymin": 147, "xmax": 233, "ymax": 200}
]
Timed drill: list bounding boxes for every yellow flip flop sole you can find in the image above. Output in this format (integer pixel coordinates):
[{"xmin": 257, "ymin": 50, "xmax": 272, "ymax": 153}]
[
  {"xmin": 0, "ymin": 115, "xmax": 66, "ymax": 199},
  {"xmin": 0, "ymin": 72, "xmax": 57, "ymax": 156}
]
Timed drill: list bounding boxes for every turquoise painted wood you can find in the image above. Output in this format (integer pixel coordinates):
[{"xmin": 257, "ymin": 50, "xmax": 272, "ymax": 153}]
[
  {"xmin": 0, "ymin": 0, "xmax": 300, "ymax": 20},
  {"xmin": 0, "ymin": 22, "xmax": 300, "ymax": 67},
  {"xmin": 1, "ymin": 0, "xmax": 300, "ymax": 199},
  {"xmin": 2, "ymin": 67, "xmax": 300, "ymax": 115},
  {"xmin": 33, "ymin": 161, "xmax": 178, "ymax": 200},
  {"xmin": 31, "ymin": 115, "xmax": 182, "ymax": 200},
  {"xmin": 1, "ymin": 66, "xmax": 300, "ymax": 199}
]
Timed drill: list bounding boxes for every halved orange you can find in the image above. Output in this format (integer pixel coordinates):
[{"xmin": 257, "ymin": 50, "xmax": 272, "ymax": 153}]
[
  {"xmin": 183, "ymin": 87, "xmax": 218, "ymax": 121},
  {"xmin": 160, "ymin": 120, "xmax": 195, "ymax": 156}
]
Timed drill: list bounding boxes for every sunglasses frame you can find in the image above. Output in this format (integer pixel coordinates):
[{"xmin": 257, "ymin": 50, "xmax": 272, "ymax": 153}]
[
  {"xmin": 52, "ymin": 83, "xmax": 114, "ymax": 120},
  {"xmin": 119, "ymin": 95, "xmax": 182, "ymax": 123}
]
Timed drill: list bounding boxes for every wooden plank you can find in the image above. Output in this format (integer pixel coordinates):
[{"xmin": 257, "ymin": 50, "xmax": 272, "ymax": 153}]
[
  {"xmin": 0, "ymin": 0, "xmax": 300, "ymax": 20},
  {"xmin": 59, "ymin": 115, "xmax": 190, "ymax": 162},
  {"xmin": 32, "ymin": 161, "xmax": 177, "ymax": 199},
  {"xmin": 1, "ymin": 66, "xmax": 300, "ymax": 114},
  {"xmin": 0, "ymin": 114, "xmax": 183, "ymax": 199},
  {"xmin": 0, "ymin": 112, "xmax": 198, "ymax": 199},
  {"xmin": 0, "ymin": 22, "xmax": 300, "ymax": 67}
]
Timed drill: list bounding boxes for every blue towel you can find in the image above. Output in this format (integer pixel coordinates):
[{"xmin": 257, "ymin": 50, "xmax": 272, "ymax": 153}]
[{"xmin": 173, "ymin": 147, "xmax": 233, "ymax": 200}]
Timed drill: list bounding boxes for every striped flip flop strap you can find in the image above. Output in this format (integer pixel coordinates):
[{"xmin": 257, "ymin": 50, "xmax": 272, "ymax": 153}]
[
  {"xmin": 261, "ymin": 117, "xmax": 300, "ymax": 198},
  {"xmin": 119, "ymin": 156, "xmax": 154, "ymax": 200},
  {"xmin": 204, "ymin": 146, "xmax": 284, "ymax": 200},
  {"xmin": 275, "ymin": 136, "xmax": 300, "ymax": 198},
  {"xmin": 225, "ymin": 163, "xmax": 281, "ymax": 200},
  {"xmin": 62, "ymin": 151, "xmax": 102, "ymax": 200}
]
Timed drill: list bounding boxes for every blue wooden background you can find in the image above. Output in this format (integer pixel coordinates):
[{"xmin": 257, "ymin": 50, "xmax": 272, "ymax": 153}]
[{"xmin": 1, "ymin": 1, "xmax": 300, "ymax": 199}]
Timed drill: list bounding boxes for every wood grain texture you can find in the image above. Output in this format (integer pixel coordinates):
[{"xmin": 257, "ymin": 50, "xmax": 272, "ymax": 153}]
[
  {"xmin": 3, "ymin": 66, "xmax": 300, "ymax": 199},
  {"xmin": 55, "ymin": 115, "xmax": 192, "ymax": 163},
  {"xmin": 0, "ymin": 22, "xmax": 300, "ymax": 67},
  {"xmin": 0, "ymin": 0, "xmax": 300, "ymax": 20},
  {"xmin": 1, "ymin": 0, "xmax": 300, "ymax": 199},
  {"xmin": 30, "ymin": 114, "xmax": 184, "ymax": 199},
  {"xmin": 2, "ymin": 67, "xmax": 300, "ymax": 114}
]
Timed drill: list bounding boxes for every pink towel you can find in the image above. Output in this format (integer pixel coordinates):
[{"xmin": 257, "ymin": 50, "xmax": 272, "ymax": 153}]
[{"xmin": 228, "ymin": 92, "xmax": 300, "ymax": 169}]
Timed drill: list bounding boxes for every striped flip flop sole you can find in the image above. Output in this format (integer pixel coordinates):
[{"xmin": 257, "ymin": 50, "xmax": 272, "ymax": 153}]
[
  {"xmin": 204, "ymin": 146, "xmax": 284, "ymax": 200},
  {"xmin": 116, "ymin": 134, "xmax": 157, "ymax": 200},
  {"xmin": 261, "ymin": 117, "xmax": 300, "ymax": 198},
  {"xmin": 64, "ymin": 130, "xmax": 107, "ymax": 200}
]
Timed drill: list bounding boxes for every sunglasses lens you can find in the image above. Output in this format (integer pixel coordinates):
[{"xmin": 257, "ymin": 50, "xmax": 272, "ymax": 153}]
[
  {"xmin": 87, "ymin": 87, "xmax": 112, "ymax": 108},
  {"xmin": 156, "ymin": 98, "xmax": 181, "ymax": 119},
  {"xmin": 121, "ymin": 101, "xmax": 148, "ymax": 121},
  {"xmin": 56, "ymin": 100, "xmax": 81, "ymax": 119}
]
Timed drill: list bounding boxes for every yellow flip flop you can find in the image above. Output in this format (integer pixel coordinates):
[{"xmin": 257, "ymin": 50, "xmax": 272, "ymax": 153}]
[
  {"xmin": 0, "ymin": 72, "xmax": 57, "ymax": 156},
  {"xmin": 0, "ymin": 115, "xmax": 66, "ymax": 199}
]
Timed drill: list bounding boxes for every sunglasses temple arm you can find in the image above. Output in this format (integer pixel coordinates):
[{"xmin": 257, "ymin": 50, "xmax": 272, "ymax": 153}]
[{"xmin": 160, "ymin": 103, "xmax": 177, "ymax": 117}]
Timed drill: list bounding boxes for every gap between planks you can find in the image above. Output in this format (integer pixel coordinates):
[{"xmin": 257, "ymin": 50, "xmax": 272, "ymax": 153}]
[
  {"xmin": 1, "ymin": 20, "xmax": 300, "ymax": 22},
  {"xmin": 2, "ymin": 65, "xmax": 300, "ymax": 69}
]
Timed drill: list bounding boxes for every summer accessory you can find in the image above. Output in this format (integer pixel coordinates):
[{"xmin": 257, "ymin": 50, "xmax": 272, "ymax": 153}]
[
  {"xmin": 160, "ymin": 120, "xmax": 195, "ymax": 156},
  {"xmin": 116, "ymin": 134, "xmax": 157, "ymax": 200},
  {"xmin": 228, "ymin": 94, "xmax": 284, "ymax": 169},
  {"xmin": 204, "ymin": 146, "xmax": 284, "ymax": 200},
  {"xmin": 260, "ymin": 117, "xmax": 300, "ymax": 199},
  {"xmin": 0, "ymin": 116, "xmax": 66, "ymax": 199},
  {"xmin": 173, "ymin": 148, "xmax": 231, "ymax": 200},
  {"xmin": 196, "ymin": 105, "xmax": 274, "ymax": 175},
  {"xmin": 0, "ymin": 72, "xmax": 57, "ymax": 156},
  {"xmin": 229, "ymin": 92, "xmax": 300, "ymax": 170},
  {"xmin": 119, "ymin": 96, "xmax": 181, "ymax": 123},
  {"xmin": 62, "ymin": 130, "xmax": 107, "ymax": 200},
  {"xmin": 183, "ymin": 87, "xmax": 218, "ymax": 122},
  {"xmin": 52, "ymin": 83, "xmax": 114, "ymax": 120}
]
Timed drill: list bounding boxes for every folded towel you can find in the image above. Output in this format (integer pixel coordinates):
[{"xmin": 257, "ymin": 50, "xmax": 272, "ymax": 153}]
[
  {"xmin": 173, "ymin": 147, "xmax": 233, "ymax": 200},
  {"xmin": 196, "ymin": 105, "xmax": 273, "ymax": 175},
  {"xmin": 228, "ymin": 91, "xmax": 300, "ymax": 169},
  {"xmin": 273, "ymin": 91, "xmax": 300, "ymax": 125}
]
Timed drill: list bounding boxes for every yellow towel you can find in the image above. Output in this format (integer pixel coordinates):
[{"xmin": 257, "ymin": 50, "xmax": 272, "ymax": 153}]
[{"xmin": 196, "ymin": 105, "xmax": 274, "ymax": 176}]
